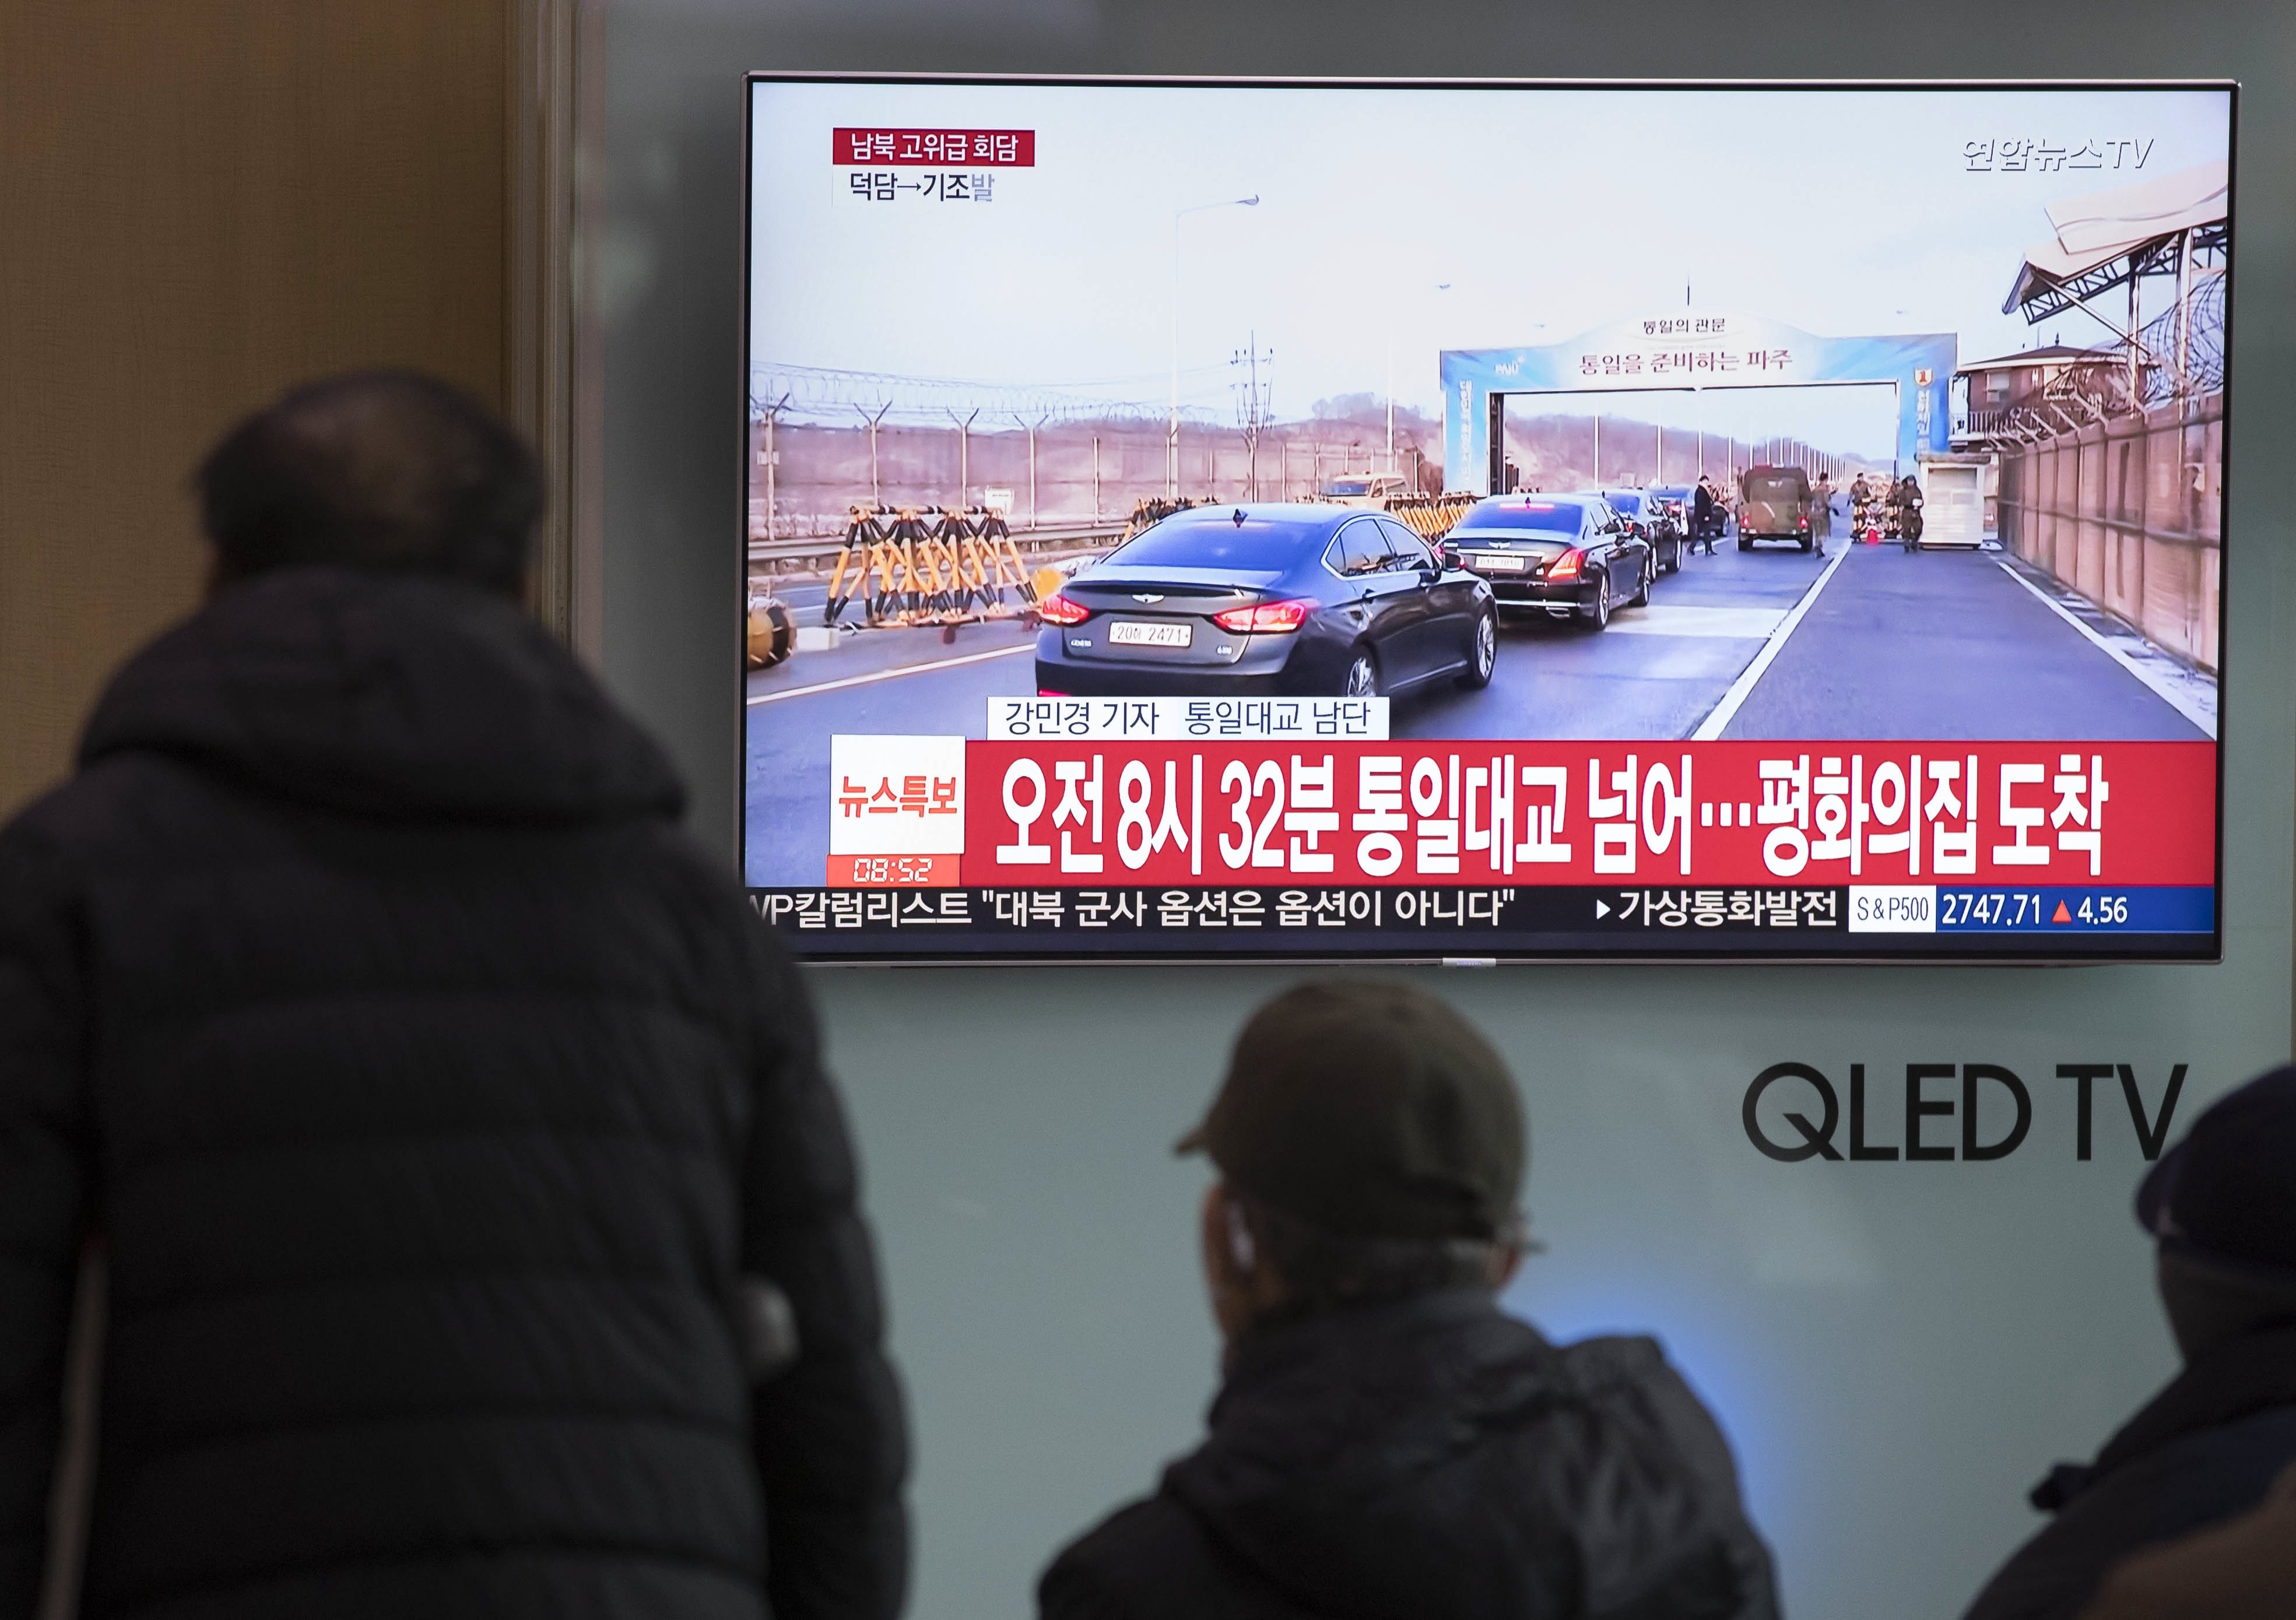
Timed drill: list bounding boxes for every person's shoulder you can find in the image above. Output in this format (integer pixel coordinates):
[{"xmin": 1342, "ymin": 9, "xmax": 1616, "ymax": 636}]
[
  {"xmin": 1972, "ymin": 1410, "xmax": 2296, "ymax": 1620},
  {"xmin": 1039, "ymin": 1496, "xmax": 1186, "ymax": 1620},
  {"xmin": 1039, "ymin": 1491, "xmax": 1276, "ymax": 1620},
  {"xmin": 0, "ymin": 751, "xmax": 192, "ymax": 878}
]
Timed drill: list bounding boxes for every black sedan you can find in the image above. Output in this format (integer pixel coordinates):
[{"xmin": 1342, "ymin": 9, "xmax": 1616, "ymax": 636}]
[
  {"xmin": 1440, "ymin": 494, "xmax": 1653, "ymax": 630},
  {"xmin": 1603, "ymin": 488, "xmax": 1684, "ymax": 574},
  {"xmin": 1035, "ymin": 504, "xmax": 1496, "ymax": 698}
]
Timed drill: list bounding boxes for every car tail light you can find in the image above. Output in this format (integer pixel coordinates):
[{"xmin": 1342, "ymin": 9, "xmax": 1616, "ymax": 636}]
[
  {"xmin": 1546, "ymin": 547, "xmax": 1585, "ymax": 581},
  {"xmin": 1212, "ymin": 598, "xmax": 1312, "ymax": 634},
  {"xmin": 1037, "ymin": 592, "xmax": 1091, "ymax": 625}
]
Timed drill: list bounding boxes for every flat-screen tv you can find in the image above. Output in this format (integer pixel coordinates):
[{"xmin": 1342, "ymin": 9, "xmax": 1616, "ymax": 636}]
[{"xmin": 742, "ymin": 75, "xmax": 2231, "ymax": 962}]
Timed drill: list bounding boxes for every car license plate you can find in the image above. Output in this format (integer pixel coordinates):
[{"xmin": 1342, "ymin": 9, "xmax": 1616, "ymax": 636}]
[
  {"xmin": 1472, "ymin": 553, "xmax": 1527, "ymax": 572},
  {"xmin": 1110, "ymin": 620, "xmax": 1192, "ymax": 648}
]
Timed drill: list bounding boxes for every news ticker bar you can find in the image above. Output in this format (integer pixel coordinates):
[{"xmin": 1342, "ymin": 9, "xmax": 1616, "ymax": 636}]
[
  {"xmin": 776, "ymin": 881, "xmax": 2214, "ymax": 938},
  {"xmin": 828, "ymin": 737, "xmax": 2217, "ymax": 890}
]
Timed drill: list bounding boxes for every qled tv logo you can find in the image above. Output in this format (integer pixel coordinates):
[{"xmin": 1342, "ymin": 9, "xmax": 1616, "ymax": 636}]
[{"xmin": 1742, "ymin": 1062, "xmax": 2186, "ymax": 1163}]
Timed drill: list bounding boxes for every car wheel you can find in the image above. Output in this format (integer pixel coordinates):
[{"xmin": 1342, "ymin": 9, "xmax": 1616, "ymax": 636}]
[
  {"xmin": 1737, "ymin": 536, "xmax": 1753, "ymax": 552},
  {"xmin": 1342, "ymin": 648, "xmax": 1379, "ymax": 698},
  {"xmin": 1630, "ymin": 555, "xmax": 1652, "ymax": 606},
  {"xmin": 1456, "ymin": 609, "xmax": 1497, "ymax": 690},
  {"xmin": 1582, "ymin": 572, "xmax": 1611, "ymax": 630}
]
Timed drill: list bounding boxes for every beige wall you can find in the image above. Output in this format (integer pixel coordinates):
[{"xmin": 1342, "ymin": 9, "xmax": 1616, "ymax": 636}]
[{"xmin": 0, "ymin": 1, "xmax": 511, "ymax": 817}]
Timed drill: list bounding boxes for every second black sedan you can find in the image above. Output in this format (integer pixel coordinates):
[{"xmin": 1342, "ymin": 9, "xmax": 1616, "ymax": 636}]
[
  {"xmin": 1603, "ymin": 487, "xmax": 1684, "ymax": 574},
  {"xmin": 1034, "ymin": 505, "xmax": 1497, "ymax": 698},
  {"xmin": 1440, "ymin": 494, "xmax": 1653, "ymax": 630}
]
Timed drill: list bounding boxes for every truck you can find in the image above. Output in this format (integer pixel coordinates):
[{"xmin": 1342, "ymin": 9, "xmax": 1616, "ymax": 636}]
[
  {"xmin": 1736, "ymin": 465, "xmax": 1817, "ymax": 552},
  {"xmin": 1314, "ymin": 471, "xmax": 1412, "ymax": 508}
]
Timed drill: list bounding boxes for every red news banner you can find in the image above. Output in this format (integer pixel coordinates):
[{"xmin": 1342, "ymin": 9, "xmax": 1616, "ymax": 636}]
[
  {"xmin": 831, "ymin": 128, "xmax": 1035, "ymax": 166},
  {"xmin": 948, "ymin": 740, "xmax": 2214, "ymax": 889}
]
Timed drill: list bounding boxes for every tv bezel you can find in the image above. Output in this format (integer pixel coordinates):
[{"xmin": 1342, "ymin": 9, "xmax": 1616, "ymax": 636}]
[{"xmin": 738, "ymin": 72, "xmax": 2235, "ymax": 968}]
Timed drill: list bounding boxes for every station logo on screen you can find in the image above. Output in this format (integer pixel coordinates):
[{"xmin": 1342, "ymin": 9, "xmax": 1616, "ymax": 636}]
[{"xmin": 742, "ymin": 76, "xmax": 2231, "ymax": 963}]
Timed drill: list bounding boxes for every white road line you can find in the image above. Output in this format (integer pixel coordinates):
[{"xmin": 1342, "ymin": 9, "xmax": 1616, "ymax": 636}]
[
  {"xmin": 1992, "ymin": 558, "xmax": 2218, "ymax": 740},
  {"xmin": 1690, "ymin": 547, "xmax": 1854, "ymax": 742},
  {"xmin": 746, "ymin": 642, "xmax": 1034, "ymax": 706}
]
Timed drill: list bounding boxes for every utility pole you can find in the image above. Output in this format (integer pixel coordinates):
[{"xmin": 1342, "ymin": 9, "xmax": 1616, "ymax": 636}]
[
  {"xmin": 2175, "ymin": 225, "xmax": 2193, "ymax": 398},
  {"xmin": 1233, "ymin": 332, "xmax": 1274, "ymax": 502},
  {"xmin": 1384, "ymin": 315, "xmax": 1395, "ymax": 476},
  {"xmin": 1091, "ymin": 434, "xmax": 1102, "ymax": 521},
  {"xmin": 2128, "ymin": 265, "xmax": 2142, "ymax": 406}
]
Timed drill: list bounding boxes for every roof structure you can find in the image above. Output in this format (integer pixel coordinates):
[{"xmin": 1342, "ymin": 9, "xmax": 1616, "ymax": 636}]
[
  {"xmin": 1957, "ymin": 343, "xmax": 2119, "ymax": 375},
  {"xmin": 2002, "ymin": 160, "xmax": 2228, "ymax": 321}
]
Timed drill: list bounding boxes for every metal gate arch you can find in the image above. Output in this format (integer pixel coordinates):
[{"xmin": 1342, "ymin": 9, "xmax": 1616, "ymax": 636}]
[{"xmin": 1442, "ymin": 311, "xmax": 1957, "ymax": 494}]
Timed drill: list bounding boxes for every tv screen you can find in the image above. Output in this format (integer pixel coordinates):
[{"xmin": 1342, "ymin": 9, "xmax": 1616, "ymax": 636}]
[{"xmin": 742, "ymin": 76, "xmax": 2231, "ymax": 962}]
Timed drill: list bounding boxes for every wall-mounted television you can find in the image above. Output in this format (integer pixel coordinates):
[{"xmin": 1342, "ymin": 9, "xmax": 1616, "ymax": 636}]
[{"xmin": 741, "ymin": 75, "xmax": 2231, "ymax": 962}]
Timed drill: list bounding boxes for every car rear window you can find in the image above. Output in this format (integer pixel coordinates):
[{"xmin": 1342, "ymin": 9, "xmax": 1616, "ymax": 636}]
[
  {"xmin": 1321, "ymin": 480, "xmax": 1372, "ymax": 496},
  {"xmin": 1109, "ymin": 517, "xmax": 1321, "ymax": 570},
  {"xmin": 1744, "ymin": 475, "xmax": 1805, "ymax": 501},
  {"xmin": 1608, "ymin": 494, "xmax": 1644, "ymax": 514},
  {"xmin": 1451, "ymin": 501, "xmax": 1582, "ymax": 535}
]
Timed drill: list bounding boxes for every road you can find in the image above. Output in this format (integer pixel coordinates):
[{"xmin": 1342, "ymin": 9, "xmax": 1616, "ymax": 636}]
[{"xmin": 743, "ymin": 535, "xmax": 2213, "ymax": 885}]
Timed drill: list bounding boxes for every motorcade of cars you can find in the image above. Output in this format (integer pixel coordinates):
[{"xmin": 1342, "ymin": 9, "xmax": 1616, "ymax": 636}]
[
  {"xmin": 1034, "ymin": 503, "xmax": 1496, "ymax": 698},
  {"xmin": 1441, "ymin": 493, "xmax": 1654, "ymax": 630},
  {"xmin": 1735, "ymin": 465, "xmax": 1817, "ymax": 551},
  {"xmin": 1314, "ymin": 471, "xmax": 1412, "ymax": 508},
  {"xmin": 1603, "ymin": 487, "xmax": 1684, "ymax": 574}
]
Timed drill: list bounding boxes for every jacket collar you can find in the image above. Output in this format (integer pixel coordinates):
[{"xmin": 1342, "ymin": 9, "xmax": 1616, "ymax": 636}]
[
  {"xmin": 2034, "ymin": 1320, "xmax": 2296, "ymax": 1511},
  {"xmin": 80, "ymin": 568, "xmax": 684, "ymax": 825}
]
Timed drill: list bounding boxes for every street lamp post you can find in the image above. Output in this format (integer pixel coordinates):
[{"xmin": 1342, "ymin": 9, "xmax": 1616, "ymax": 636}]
[
  {"xmin": 858, "ymin": 400, "xmax": 891, "ymax": 510},
  {"xmin": 756, "ymin": 392, "xmax": 789, "ymax": 543},
  {"xmin": 1171, "ymin": 194, "xmax": 1259, "ymax": 499}
]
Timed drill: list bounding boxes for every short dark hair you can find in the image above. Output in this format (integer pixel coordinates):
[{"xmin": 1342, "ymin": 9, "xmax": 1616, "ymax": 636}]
[
  {"xmin": 1235, "ymin": 1189, "xmax": 1509, "ymax": 1330},
  {"xmin": 197, "ymin": 371, "xmax": 540, "ymax": 593}
]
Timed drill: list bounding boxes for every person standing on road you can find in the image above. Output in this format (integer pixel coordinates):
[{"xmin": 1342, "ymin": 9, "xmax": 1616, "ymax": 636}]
[
  {"xmin": 1693, "ymin": 475, "xmax": 1721, "ymax": 556},
  {"xmin": 0, "ymin": 372, "xmax": 909, "ymax": 1620},
  {"xmin": 1897, "ymin": 474, "xmax": 1925, "ymax": 550},
  {"xmin": 1848, "ymin": 472, "xmax": 1874, "ymax": 540},
  {"xmin": 1963, "ymin": 1066, "xmax": 2296, "ymax": 1620},
  {"xmin": 1037, "ymin": 981, "xmax": 1779, "ymax": 1620},
  {"xmin": 1811, "ymin": 472, "xmax": 1834, "ymax": 555}
]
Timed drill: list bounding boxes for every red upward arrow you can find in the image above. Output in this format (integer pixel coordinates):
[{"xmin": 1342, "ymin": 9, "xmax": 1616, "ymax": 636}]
[{"xmin": 2052, "ymin": 900, "xmax": 2072, "ymax": 924}]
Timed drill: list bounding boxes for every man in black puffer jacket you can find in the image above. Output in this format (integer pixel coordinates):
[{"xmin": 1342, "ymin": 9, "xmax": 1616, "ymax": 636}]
[
  {"xmin": 1038, "ymin": 982, "xmax": 1777, "ymax": 1620},
  {"xmin": 1964, "ymin": 1066, "xmax": 2296, "ymax": 1620},
  {"xmin": 0, "ymin": 373, "xmax": 907, "ymax": 1620}
]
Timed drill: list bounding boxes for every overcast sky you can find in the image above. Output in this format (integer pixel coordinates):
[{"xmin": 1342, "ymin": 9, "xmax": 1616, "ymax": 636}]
[{"xmin": 749, "ymin": 82, "xmax": 2229, "ymax": 451}]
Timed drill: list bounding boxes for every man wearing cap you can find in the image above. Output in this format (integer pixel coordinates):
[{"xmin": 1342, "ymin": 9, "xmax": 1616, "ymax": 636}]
[
  {"xmin": 1964, "ymin": 1066, "xmax": 2296, "ymax": 1620},
  {"xmin": 1036, "ymin": 981, "xmax": 1777, "ymax": 1620}
]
